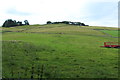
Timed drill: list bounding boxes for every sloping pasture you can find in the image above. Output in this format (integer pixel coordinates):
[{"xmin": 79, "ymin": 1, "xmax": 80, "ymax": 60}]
[{"xmin": 2, "ymin": 24, "xmax": 119, "ymax": 78}]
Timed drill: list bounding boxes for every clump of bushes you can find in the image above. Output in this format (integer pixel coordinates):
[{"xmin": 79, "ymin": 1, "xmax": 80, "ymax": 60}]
[
  {"xmin": 2, "ymin": 19, "xmax": 29, "ymax": 27},
  {"xmin": 46, "ymin": 21, "xmax": 89, "ymax": 26}
]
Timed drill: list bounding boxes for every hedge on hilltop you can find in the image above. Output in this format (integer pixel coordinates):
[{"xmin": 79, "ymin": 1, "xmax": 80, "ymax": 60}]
[{"xmin": 46, "ymin": 21, "xmax": 89, "ymax": 26}]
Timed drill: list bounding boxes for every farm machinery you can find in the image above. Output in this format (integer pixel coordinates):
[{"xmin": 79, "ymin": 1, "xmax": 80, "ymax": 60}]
[{"xmin": 100, "ymin": 42, "xmax": 120, "ymax": 48}]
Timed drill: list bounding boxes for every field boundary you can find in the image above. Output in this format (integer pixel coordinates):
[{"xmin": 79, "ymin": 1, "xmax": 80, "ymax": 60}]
[
  {"xmin": 2, "ymin": 31, "xmax": 119, "ymax": 38},
  {"xmin": 80, "ymin": 27, "xmax": 120, "ymax": 38},
  {"xmin": 95, "ymin": 30, "xmax": 119, "ymax": 38}
]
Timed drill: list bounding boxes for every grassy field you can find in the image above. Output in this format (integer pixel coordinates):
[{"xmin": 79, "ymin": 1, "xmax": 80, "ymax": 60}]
[
  {"xmin": 1, "ymin": 24, "xmax": 119, "ymax": 78},
  {"xmin": 101, "ymin": 30, "xmax": 119, "ymax": 37}
]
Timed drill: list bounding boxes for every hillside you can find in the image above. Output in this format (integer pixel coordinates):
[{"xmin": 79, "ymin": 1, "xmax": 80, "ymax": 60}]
[{"xmin": 1, "ymin": 24, "xmax": 119, "ymax": 78}]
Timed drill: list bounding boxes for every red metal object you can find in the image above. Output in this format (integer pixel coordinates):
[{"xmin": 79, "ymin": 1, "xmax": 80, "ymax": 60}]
[{"xmin": 100, "ymin": 42, "xmax": 120, "ymax": 48}]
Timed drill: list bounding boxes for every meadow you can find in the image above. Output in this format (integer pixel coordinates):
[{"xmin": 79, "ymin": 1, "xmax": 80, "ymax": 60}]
[
  {"xmin": 1, "ymin": 24, "xmax": 119, "ymax": 78},
  {"xmin": 101, "ymin": 30, "xmax": 119, "ymax": 37}
]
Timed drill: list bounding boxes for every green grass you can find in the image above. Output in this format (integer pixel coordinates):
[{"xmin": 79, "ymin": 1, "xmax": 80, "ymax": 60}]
[
  {"xmin": 101, "ymin": 30, "xmax": 119, "ymax": 37},
  {"xmin": 2, "ymin": 24, "xmax": 119, "ymax": 78}
]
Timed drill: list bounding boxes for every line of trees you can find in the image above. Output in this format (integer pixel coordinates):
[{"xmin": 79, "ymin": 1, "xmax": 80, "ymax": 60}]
[
  {"xmin": 2, "ymin": 19, "xmax": 29, "ymax": 27},
  {"xmin": 47, "ymin": 21, "xmax": 89, "ymax": 26}
]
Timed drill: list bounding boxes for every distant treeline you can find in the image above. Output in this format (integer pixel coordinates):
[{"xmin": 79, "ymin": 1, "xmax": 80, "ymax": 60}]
[
  {"xmin": 2, "ymin": 19, "xmax": 29, "ymax": 27},
  {"xmin": 47, "ymin": 21, "xmax": 89, "ymax": 26}
]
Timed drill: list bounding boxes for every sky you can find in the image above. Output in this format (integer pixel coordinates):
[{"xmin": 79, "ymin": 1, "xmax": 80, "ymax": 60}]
[{"xmin": 0, "ymin": 0, "xmax": 119, "ymax": 27}]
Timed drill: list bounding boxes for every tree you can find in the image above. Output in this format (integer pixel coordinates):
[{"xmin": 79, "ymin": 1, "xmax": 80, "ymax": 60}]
[
  {"xmin": 2, "ymin": 19, "xmax": 17, "ymax": 27},
  {"xmin": 17, "ymin": 21, "xmax": 23, "ymax": 26},
  {"xmin": 81, "ymin": 23, "xmax": 85, "ymax": 26},
  {"xmin": 24, "ymin": 20, "xmax": 29, "ymax": 25},
  {"xmin": 62, "ymin": 21, "xmax": 70, "ymax": 24},
  {"xmin": 76, "ymin": 22, "xmax": 81, "ymax": 25},
  {"xmin": 52, "ymin": 22, "xmax": 59, "ymax": 24},
  {"xmin": 47, "ymin": 21, "xmax": 52, "ymax": 24}
]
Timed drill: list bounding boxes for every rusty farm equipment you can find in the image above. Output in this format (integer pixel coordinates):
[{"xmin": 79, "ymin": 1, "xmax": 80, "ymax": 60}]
[{"xmin": 100, "ymin": 42, "xmax": 120, "ymax": 48}]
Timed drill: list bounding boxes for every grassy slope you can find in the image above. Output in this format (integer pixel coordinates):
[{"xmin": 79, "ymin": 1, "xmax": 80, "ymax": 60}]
[
  {"xmin": 1, "ymin": 24, "xmax": 119, "ymax": 78},
  {"xmin": 101, "ymin": 30, "xmax": 119, "ymax": 37}
]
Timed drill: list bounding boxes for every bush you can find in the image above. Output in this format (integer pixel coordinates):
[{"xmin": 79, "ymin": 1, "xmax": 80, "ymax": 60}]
[
  {"xmin": 2, "ymin": 19, "xmax": 17, "ymax": 27},
  {"xmin": 2, "ymin": 19, "xmax": 30, "ymax": 27},
  {"xmin": 24, "ymin": 20, "xmax": 29, "ymax": 25},
  {"xmin": 47, "ymin": 21, "xmax": 52, "ymax": 24}
]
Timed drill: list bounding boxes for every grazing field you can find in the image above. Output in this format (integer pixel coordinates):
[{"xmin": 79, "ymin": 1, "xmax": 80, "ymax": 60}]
[
  {"xmin": 101, "ymin": 30, "xmax": 119, "ymax": 37},
  {"xmin": 1, "ymin": 24, "xmax": 119, "ymax": 78}
]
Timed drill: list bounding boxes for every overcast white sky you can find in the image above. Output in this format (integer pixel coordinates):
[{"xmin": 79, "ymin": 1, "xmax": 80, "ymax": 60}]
[{"xmin": 0, "ymin": 0, "xmax": 119, "ymax": 27}]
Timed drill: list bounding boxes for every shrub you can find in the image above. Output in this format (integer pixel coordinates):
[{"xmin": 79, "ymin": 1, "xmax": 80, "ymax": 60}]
[{"xmin": 2, "ymin": 19, "xmax": 17, "ymax": 27}]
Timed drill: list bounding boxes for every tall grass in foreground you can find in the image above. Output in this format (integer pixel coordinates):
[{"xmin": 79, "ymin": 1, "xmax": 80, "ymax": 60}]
[
  {"xmin": 2, "ymin": 41, "xmax": 60, "ymax": 78},
  {"xmin": 2, "ymin": 39, "xmax": 118, "ymax": 78}
]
